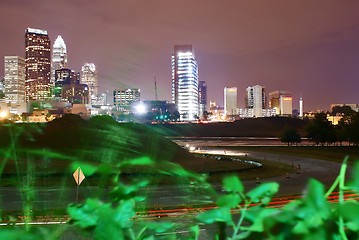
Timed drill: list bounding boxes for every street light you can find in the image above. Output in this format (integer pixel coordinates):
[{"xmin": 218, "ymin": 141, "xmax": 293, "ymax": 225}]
[{"xmin": 0, "ymin": 111, "xmax": 8, "ymax": 119}]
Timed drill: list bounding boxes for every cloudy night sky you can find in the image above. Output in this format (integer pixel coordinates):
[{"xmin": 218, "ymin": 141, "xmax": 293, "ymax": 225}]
[{"xmin": 1, "ymin": 0, "xmax": 359, "ymax": 110}]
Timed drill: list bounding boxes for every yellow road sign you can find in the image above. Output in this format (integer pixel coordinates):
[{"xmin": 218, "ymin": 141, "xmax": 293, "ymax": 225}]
[{"xmin": 73, "ymin": 167, "xmax": 85, "ymax": 185}]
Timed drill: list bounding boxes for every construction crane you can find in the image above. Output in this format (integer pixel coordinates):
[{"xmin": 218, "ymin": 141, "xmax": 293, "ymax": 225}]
[{"xmin": 154, "ymin": 76, "xmax": 158, "ymax": 101}]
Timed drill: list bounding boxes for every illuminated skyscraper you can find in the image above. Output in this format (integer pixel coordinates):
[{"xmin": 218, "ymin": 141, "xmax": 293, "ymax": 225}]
[
  {"xmin": 269, "ymin": 90, "xmax": 293, "ymax": 116},
  {"xmin": 224, "ymin": 87, "xmax": 238, "ymax": 117},
  {"xmin": 51, "ymin": 35, "xmax": 68, "ymax": 83},
  {"xmin": 25, "ymin": 28, "xmax": 51, "ymax": 101},
  {"xmin": 245, "ymin": 85, "xmax": 266, "ymax": 118},
  {"xmin": 81, "ymin": 63, "xmax": 98, "ymax": 102},
  {"xmin": 4, "ymin": 56, "xmax": 26, "ymax": 104},
  {"xmin": 172, "ymin": 45, "xmax": 199, "ymax": 121}
]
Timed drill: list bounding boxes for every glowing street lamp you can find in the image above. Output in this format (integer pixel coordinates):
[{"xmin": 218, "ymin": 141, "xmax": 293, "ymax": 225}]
[
  {"xmin": 133, "ymin": 102, "xmax": 147, "ymax": 115},
  {"xmin": 0, "ymin": 111, "xmax": 9, "ymax": 119}
]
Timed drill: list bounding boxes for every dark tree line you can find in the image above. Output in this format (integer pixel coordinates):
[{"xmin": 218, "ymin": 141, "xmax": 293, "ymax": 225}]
[
  {"xmin": 307, "ymin": 111, "xmax": 359, "ymax": 146},
  {"xmin": 281, "ymin": 110, "xmax": 359, "ymax": 146}
]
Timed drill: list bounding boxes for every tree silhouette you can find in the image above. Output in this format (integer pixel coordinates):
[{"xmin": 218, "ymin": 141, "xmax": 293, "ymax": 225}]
[{"xmin": 281, "ymin": 126, "xmax": 301, "ymax": 146}]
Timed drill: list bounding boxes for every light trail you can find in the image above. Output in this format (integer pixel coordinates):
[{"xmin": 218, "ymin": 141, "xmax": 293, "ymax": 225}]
[{"xmin": 1, "ymin": 191, "xmax": 357, "ymax": 225}]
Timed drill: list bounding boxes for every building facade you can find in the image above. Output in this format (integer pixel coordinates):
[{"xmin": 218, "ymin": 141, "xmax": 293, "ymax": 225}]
[
  {"xmin": 171, "ymin": 45, "xmax": 199, "ymax": 121},
  {"xmin": 198, "ymin": 80, "xmax": 207, "ymax": 117},
  {"xmin": 25, "ymin": 28, "xmax": 51, "ymax": 101},
  {"xmin": 113, "ymin": 88, "xmax": 140, "ymax": 112},
  {"xmin": 224, "ymin": 87, "xmax": 238, "ymax": 117},
  {"xmin": 61, "ymin": 84, "xmax": 89, "ymax": 104},
  {"xmin": 51, "ymin": 35, "xmax": 68, "ymax": 84},
  {"xmin": 269, "ymin": 90, "xmax": 293, "ymax": 116},
  {"xmin": 54, "ymin": 68, "xmax": 81, "ymax": 99},
  {"xmin": 4, "ymin": 56, "xmax": 26, "ymax": 104},
  {"xmin": 81, "ymin": 63, "xmax": 98, "ymax": 102},
  {"xmin": 245, "ymin": 85, "xmax": 265, "ymax": 118}
]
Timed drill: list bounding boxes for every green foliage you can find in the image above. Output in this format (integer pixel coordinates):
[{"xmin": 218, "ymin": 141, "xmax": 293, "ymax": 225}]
[{"xmin": 2, "ymin": 116, "xmax": 359, "ymax": 239}]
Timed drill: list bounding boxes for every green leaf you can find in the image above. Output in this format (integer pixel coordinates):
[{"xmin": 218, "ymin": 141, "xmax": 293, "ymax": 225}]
[
  {"xmin": 110, "ymin": 180, "xmax": 149, "ymax": 201},
  {"xmin": 244, "ymin": 206, "xmax": 278, "ymax": 232},
  {"xmin": 303, "ymin": 179, "xmax": 328, "ymax": 211},
  {"xmin": 222, "ymin": 175, "xmax": 244, "ymax": 193},
  {"xmin": 119, "ymin": 156, "xmax": 153, "ymax": 168},
  {"xmin": 218, "ymin": 193, "xmax": 241, "ymax": 208},
  {"xmin": 196, "ymin": 207, "xmax": 232, "ymax": 225},
  {"xmin": 189, "ymin": 225, "xmax": 200, "ymax": 240},
  {"xmin": 348, "ymin": 162, "xmax": 359, "ymax": 192},
  {"xmin": 145, "ymin": 222, "xmax": 175, "ymax": 233},
  {"xmin": 339, "ymin": 202, "xmax": 359, "ymax": 222},
  {"xmin": 246, "ymin": 182, "xmax": 279, "ymax": 202},
  {"xmin": 113, "ymin": 200, "xmax": 135, "ymax": 228},
  {"xmin": 68, "ymin": 198, "xmax": 109, "ymax": 228},
  {"xmin": 71, "ymin": 162, "xmax": 97, "ymax": 176}
]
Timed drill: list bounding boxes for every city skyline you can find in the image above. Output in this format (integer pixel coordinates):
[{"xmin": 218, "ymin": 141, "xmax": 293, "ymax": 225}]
[{"xmin": 1, "ymin": 1, "xmax": 359, "ymax": 110}]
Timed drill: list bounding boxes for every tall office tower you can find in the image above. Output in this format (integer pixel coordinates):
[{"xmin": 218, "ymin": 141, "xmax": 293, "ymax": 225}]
[
  {"xmin": 269, "ymin": 90, "xmax": 293, "ymax": 116},
  {"xmin": 25, "ymin": 28, "xmax": 51, "ymax": 101},
  {"xmin": 172, "ymin": 45, "xmax": 199, "ymax": 121},
  {"xmin": 81, "ymin": 63, "xmax": 98, "ymax": 101},
  {"xmin": 299, "ymin": 97, "xmax": 303, "ymax": 118},
  {"xmin": 198, "ymin": 81, "xmax": 207, "ymax": 116},
  {"xmin": 245, "ymin": 85, "xmax": 265, "ymax": 118},
  {"xmin": 4, "ymin": 56, "xmax": 26, "ymax": 104},
  {"xmin": 113, "ymin": 88, "xmax": 140, "ymax": 112},
  {"xmin": 51, "ymin": 35, "xmax": 68, "ymax": 83},
  {"xmin": 224, "ymin": 87, "xmax": 238, "ymax": 117}
]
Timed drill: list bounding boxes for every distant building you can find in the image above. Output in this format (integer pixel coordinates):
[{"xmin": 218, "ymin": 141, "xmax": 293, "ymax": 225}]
[
  {"xmin": 299, "ymin": 97, "xmax": 303, "ymax": 118},
  {"xmin": 25, "ymin": 28, "xmax": 51, "ymax": 101},
  {"xmin": 113, "ymin": 88, "xmax": 140, "ymax": 113},
  {"xmin": 224, "ymin": 87, "xmax": 238, "ymax": 117},
  {"xmin": 198, "ymin": 81, "xmax": 207, "ymax": 117},
  {"xmin": 0, "ymin": 76, "xmax": 5, "ymax": 102},
  {"xmin": 209, "ymin": 101, "xmax": 225, "ymax": 121},
  {"xmin": 54, "ymin": 68, "xmax": 80, "ymax": 96},
  {"xmin": 172, "ymin": 45, "xmax": 199, "ymax": 121},
  {"xmin": 245, "ymin": 85, "xmax": 265, "ymax": 118},
  {"xmin": 81, "ymin": 63, "xmax": 98, "ymax": 102},
  {"xmin": 140, "ymin": 100, "xmax": 177, "ymax": 121},
  {"xmin": 61, "ymin": 84, "xmax": 89, "ymax": 104},
  {"xmin": 330, "ymin": 104, "xmax": 358, "ymax": 112},
  {"xmin": 54, "ymin": 68, "xmax": 87, "ymax": 104},
  {"xmin": 51, "ymin": 36, "xmax": 68, "ymax": 84},
  {"xmin": 269, "ymin": 90, "xmax": 293, "ymax": 116},
  {"xmin": 239, "ymin": 108, "xmax": 276, "ymax": 118},
  {"xmin": 4, "ymin": 56, "xmax": 26, "ymax": 104},
  {"xmin": 0, "ymin": 76, "xmax": 5, "ymax": 94},
  {"xmin": 91, "ymin": 93, "xmax": 108, "ymax": 106}
]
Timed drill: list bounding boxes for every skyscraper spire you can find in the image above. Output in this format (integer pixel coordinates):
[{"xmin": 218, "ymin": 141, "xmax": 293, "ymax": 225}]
[{"xmin": 51, "ymin": 35, "xmax": 68, "ymax": 83}]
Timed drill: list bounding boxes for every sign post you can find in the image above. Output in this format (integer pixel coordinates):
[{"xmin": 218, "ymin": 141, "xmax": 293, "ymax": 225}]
[{"xmin": 73, "ymin": 167, "xmax": 85, "ymax": 203}]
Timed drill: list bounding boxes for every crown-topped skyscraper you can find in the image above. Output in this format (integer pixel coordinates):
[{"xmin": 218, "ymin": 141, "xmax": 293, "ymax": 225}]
[{"xmin": 51, "ymin": 35, "xmax": 68, "ymax": 83}]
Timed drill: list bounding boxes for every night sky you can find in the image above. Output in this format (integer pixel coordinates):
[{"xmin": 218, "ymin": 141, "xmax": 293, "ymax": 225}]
[{"xmin": 1, "ymin": 0, "xmax": 359, "ymax": 111}]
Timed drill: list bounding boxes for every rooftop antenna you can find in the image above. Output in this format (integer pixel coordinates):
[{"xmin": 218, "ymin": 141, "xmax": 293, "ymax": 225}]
[{"xmin": 154, "ymin": 76, "xmax": 158, "ymax": 101}]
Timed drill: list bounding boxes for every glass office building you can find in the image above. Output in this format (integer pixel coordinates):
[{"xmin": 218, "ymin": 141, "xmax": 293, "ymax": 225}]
[{"xmin": 172, "ymin": 45, "xmax": 199, "ymax": 121}]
